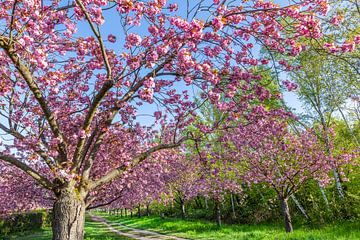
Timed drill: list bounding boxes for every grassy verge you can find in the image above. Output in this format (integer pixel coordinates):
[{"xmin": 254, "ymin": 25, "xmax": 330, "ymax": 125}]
[
  {"xmin": 1, "ymin": 216, "xmax": 130, "ymax": 240},
  {"xmin": 95, "ymin": 212, "xmax": 360, "ymax": 240}
]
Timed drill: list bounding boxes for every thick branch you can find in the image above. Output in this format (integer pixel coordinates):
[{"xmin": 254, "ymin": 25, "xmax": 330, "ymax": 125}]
[
  {"xmin": 0, "ymin": 154, "xmax": 52, "ymax": 189},
  {"xmin": 71, "ymin": 0, "xmax": 114, "ymax": 169},
  {"xmin": 81, "ymin": 123, "xmax": 112, "ymax": 181},
  {"xmin": 86, "ymin": 188, "xmax": 125, "ymax": 210},
  {"xmin": 75, "ymin": 56, "xmax": 174, "ymax": 176},
  {"xmin": 0, "ymin": 122, "xmax": 57, "ymax": 171},
  {"xmin": 0, "ymin": 36, "xmax": 68, "ymax": 163}
]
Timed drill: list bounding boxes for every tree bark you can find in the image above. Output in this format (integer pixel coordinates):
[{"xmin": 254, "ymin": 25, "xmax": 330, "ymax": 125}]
[
  {"xmin": 138, "ymin": 204, "xmax": 141, "ymax": 218},
  {"xmin": 214, "ymin": 199, "xmax": 221, "ymax": 227},
  {"xmin": 230, "ymin": 194, "xmax": 236, "ymax": 219},
  {"xmin": 337, "ymin": 107, "xmax": 359, "ymax": 146},
  {"xmin": 195, "ymin": 196, "xmax": 203, "ymax": 208},
  {"xmin": 181, "ymin": 201, "xmax": 186, "ymax": 218},
  {"xmin": 146, "ymin": 204, "xmax": 150, "ymax": 216},
  {"xmin": 52, "ymin": 188, "xmax": 86, "ymax": 240},
  {"xmin": 279, "ymin": 197, "xmax": 293, "ymax": 233},
  {"xmin": 320, "ymin": 115, "xmax": 345, "ymax": 199},
  {"xmin": 291, "ymin": 195, "xmax": 310, "ymax": 221}
]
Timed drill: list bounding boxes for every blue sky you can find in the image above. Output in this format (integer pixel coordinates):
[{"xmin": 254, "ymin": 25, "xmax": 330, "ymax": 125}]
[
  {"xmin": 68, "ymin": 0, "xmax": 306, "ymax": 125},
  {"xmin": 0, "ymin": 0, "xmax": 306, "ymax": 137}
]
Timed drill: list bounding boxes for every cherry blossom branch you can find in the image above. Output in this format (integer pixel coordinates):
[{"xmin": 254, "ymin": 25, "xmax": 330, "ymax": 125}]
[
  {"xmin": 56, "ymin": 3, "xmax": 76, "ymax": 11},
  {"xmin": 117, "ymin": 55, "xmax": 175, "ymax": 104},
  {"xmin": 224, "ymin": 4, "xmax": 299, "ymax": 18},
  {"xmin": 8, "ymin": 0, "xmax": 18, "ymax": 43},
  {"xmin": 88, "ymin": 137, "xmax": 189, "ymax": 190},
  {"xmin": 0, "ymin": 122, "xmax": 58, "ymax": 171},
  {"xmin": 0, "ymin": 122, "xmax": 23, "ymax": 139},
  {"xmin": 0, "ymin": 36, "xmax": 69, "ymax": 164},
  {"xmin": 0, "ymin": 154, "xmax": 52, "ymax": 189},
  {"xmin": 72, "ymin": 0, "xmax": 114, "ymax": 170},
  {"xmin": 76, "ymin": 56, "xmax": 175, "ymax": 178},
  {"xmin": 86, "ymin": 188, "xmax": 125, "ymax": 210}
]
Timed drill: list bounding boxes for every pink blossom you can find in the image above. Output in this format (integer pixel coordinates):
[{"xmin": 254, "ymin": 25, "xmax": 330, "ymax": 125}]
[
  {"xmin": 125, "ymin": 33, "xmax": 142, "ymax": 48},
  {"xmin": 212, "ymin": 16, "xmax": 225, "ymax": 32},
  {"xmin": 108, "ymin": 34, "xmax": 116, "ymax": 43}
]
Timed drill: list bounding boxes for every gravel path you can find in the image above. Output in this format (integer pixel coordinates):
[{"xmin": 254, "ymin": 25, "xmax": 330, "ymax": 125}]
[{"xmin": 89, "ymin": 214, "xmax": 188, "ymax": 240}]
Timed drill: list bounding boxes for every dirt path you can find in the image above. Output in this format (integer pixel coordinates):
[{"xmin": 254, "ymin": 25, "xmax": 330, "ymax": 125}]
[{"xmin": 89, "ymin": 214, "xmax": 188, "ymax": 240}]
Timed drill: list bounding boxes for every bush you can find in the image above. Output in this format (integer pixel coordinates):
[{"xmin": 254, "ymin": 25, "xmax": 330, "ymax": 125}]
[{"xmin": 0, "ymin": 210, "xmax": 51, "ymax": 236}]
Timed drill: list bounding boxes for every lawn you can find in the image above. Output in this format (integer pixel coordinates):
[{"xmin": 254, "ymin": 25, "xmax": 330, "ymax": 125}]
[
  {"xmin": 3, "ymin": 212, "xmax": 360, "ymax": 240},
  {"xmin": 96, "ymin": 212, "xmax": 360, "ymax": 240},
  {"xmin": 1, "ymin": 216, "xmax": 130, "ymax": 240}
]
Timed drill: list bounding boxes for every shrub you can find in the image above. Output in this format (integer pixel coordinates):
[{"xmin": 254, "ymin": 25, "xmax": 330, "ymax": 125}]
[{"xmin": 0, "ymin": 210, "xmax": 51, "ymax": 236}]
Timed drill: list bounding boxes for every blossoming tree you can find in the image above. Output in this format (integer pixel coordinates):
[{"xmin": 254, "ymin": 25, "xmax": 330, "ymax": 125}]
[
  {"xmin": 0, "ymin": 0, "xmax": 337, "ymax": 239},
  {"xmin": 226, "ymin": 112, "xmax": 353, "ymax": 232}
]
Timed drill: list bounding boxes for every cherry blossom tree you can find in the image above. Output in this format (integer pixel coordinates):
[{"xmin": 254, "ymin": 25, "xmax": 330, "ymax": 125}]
[
  {"xmin": 164, "ymin": 155, "xmax": 205, "ymax": 218},
  {"xmin": 226, "ymin": 112, "xmax": 353, "ymax": 232},
  {"xmin": 87, "ymin": 146, "xmax": 189, "ymax": 212},
  {"xmin": 0, "ymin": 0, "xmax": 338, "ymax": 239}
]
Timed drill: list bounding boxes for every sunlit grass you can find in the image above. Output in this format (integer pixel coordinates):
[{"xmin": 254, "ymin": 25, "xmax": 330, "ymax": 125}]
[
  {"xmin": 4, "ymin": 212, "xmax": 360, "ymax": 240},
  {"xmin": 97, "ymin": 212, "xmax": 360, "ymax": 240}
]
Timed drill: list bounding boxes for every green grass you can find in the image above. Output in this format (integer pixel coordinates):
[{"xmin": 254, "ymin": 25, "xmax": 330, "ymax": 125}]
[
  {"xmin": 96, "ymin": 212, "xmax": 360, "ymax": 240},
  {"xmin": 3, "ymin": 212, "xmax": 360, "ymax": 240},
  {"xmin": 1, "ymin": 216, "xmax": 130, "ymax": 240}
]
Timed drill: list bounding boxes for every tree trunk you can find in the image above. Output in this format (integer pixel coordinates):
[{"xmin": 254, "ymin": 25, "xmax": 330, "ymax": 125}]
[
  {"xmin": 333, "ymin": 168, "xmax": 345, "ymax": 199},
  {"xmin": 318, "ymin": 182, "xmax": 331, "ymax": 211},
  {"xmin": 214, "ymin": 199, "xmax": 221, "ymax": 227},
  {"xmin": 338, "ymin": 107, "xmax": 359, "ymax": 146},
  {"xmin": 291, "ymin": 195, "xmax": 310, "ymax": 221},
  {"xmin": 146, "ymin": 204, "xmax": 150, "ymax": 216},
  {"xmin": 230, "ymin": 194, "xmax": 236, "ymax": 219},
  {"xmin": 320, "ymin": 116, "xmax": 345, "ymax": 199},
  {"xmin": 205, "ymin": 197, "xmax": 208, "ymax": 209},
  {"xmin": 52, "ymin": 188, "xmax": 85, "ymax": 240},
  {"xmin": 279, "ymin": 197, "xmax": 293, "ymax": 233},
  {"xmin": 181, "ymin": 201, "xmax": 186, "ymax": 218},
  {"xmin": 138, "ymin": 204, "xmax": 141, "ymax": 218},
  {"xmin": 195, "ymin": 196, "xmax": 203, "ymax": 208}
]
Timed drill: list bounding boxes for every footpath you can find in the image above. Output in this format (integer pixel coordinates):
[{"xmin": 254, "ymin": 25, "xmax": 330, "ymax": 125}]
[{"xmin": 89, "ymin": 214, "xmax": 188, "ymax": 240}]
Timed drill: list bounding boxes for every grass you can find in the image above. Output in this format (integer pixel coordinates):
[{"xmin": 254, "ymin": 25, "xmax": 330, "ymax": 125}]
[
  {"xmin": 1, "ymin": 216, "xmax": 130, "ymax": 240},
  {"xmin": 95, "ymin": 211, "xmax": 360, "ymax": 240},
  {"xmin": 3, "ymin": 212, "xmax": 360, "ymax": 240}
]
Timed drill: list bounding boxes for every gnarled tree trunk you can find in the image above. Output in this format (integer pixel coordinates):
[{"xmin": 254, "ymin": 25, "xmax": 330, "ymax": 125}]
[
  {"xmin": 52, "ymin": 187, "xmax": 86, "ymax": 240},
  {"xmin": 279, "ymin": 196, "xmax": 293, "ymax": 233}
]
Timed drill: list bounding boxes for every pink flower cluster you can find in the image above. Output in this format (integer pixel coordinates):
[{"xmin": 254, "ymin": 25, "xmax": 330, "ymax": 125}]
[
  {"xmin": 282, "ymin": 80, "xmax": 298, "ymax": 91},
  {"xmin": 125, "ymin": 33, "xmax": 142, "ymax": 48}
]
